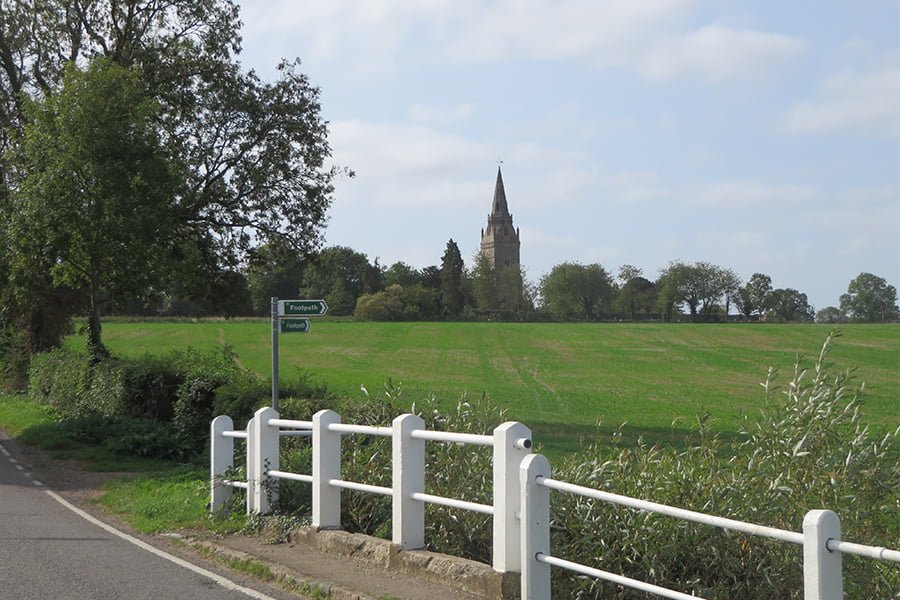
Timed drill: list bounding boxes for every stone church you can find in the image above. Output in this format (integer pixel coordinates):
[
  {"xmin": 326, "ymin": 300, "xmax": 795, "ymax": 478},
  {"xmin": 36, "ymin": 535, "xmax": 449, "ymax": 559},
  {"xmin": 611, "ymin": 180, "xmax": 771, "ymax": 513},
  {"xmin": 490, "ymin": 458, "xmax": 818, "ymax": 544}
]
[{"xmin": 480, "ymin": 167, "xmax": 520, "ymax": 269}]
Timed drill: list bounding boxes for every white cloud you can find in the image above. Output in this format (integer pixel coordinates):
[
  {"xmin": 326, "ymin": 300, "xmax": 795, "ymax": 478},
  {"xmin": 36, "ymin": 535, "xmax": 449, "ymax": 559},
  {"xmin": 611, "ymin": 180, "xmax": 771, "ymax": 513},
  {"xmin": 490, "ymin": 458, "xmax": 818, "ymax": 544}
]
[
  {"xmin": 409, "ymin": 103, "xmax": 475, "ymax": 125},
  {"xmin": 639, "ymin": 25, "xmax": 804, "ymax": 81},
  {"xmin": 784, "ymin": 68, "xmax": 900, "ymax": 139},
  {"xmin": 686, "ymin": 182, "xmax": 816, "ymax": 209},
  {"xmin": 328, "ymin": 119, "xmax": 589, "ymax": 211},
  {"xmin": 239, "ymin": 0, "xmax": 801, "ymax": 82}
]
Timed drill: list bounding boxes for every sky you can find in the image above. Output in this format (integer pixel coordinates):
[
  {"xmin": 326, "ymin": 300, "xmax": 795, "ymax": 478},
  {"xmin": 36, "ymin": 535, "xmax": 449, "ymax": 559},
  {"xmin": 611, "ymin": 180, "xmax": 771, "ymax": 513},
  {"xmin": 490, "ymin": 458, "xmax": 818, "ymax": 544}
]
[{"xmin": 236, "ymin": 0, "xmax": 899, "ymax": 311}]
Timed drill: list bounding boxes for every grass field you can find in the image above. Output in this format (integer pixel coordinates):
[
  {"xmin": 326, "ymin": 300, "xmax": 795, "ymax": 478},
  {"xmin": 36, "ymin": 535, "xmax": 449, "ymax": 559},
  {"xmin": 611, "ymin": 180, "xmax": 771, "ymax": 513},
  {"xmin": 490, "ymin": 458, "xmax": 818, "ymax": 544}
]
[{"xmin": 93, "ymin": 320, "xmax": 899, "ymax": 454}]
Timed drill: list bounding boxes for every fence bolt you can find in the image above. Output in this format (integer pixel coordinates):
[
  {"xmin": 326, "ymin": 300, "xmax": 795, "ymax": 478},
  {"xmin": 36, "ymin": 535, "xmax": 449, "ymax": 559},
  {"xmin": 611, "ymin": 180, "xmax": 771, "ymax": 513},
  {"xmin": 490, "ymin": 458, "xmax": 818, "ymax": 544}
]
[
  {"xmin": 493, "ymin": 421, "xmax": 532, "ymax": 572},
  {"xmin": 313, "ymin": 409, "xmax": 342, "ymax": 529},
  {"xmin": 393, "ymin": 413, "xmax": 425, "ymax": 549}
]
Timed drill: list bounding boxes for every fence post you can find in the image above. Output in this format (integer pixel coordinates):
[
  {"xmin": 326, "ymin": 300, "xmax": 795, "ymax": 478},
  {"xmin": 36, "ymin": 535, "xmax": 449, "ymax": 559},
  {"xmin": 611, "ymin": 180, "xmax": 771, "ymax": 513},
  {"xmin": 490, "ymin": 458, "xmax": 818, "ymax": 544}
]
[
  {"xmin": 520, "ymin": 454, "xmax": 551, "ymax": 600},
  {"xmin": 312, "ymin": 409, "xmax": 342, "ymax": 529},
  {"xmin": 393, "ymin": 413, "xmax": 425, "ymax": 550},
  {"xmin": 803, "ymin": 509, "xmax": 842, "ymax": 600},
  {"xmin": 249, "ymin": 407, "xmax": 280, "ymax": 514},
  {"xmin": 493, "ymin": 421, "xmax": 532, "ymax": 572},
  {"xmin": 210, "ymin": 415, "xmax": 234, "ymax": 512},
  {"xmin": 245, "ymin": 417, "xmax": 256, "ymax": 514}
]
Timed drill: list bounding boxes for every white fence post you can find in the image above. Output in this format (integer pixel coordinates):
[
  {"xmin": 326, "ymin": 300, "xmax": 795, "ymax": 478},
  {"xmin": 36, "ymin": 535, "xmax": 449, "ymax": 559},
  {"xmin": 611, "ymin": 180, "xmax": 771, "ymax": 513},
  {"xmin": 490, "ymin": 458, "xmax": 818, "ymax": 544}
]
[
  {"xmin": 210, "ymin": 415, "xmax": 234, "ymax": 512},
  {"xmin": 520, "ymin": 453, "xmax": 551, "ymax": 600},
  {"xmin": 493, "ymin": 421, "xmax": 532, "ymax": 572},
  {"xmin": 245, "ymin": 417, "xmax": 256, "ymax": 514},
  {"xmin": 312, "ymin": 409, "xmax": 342, "ymax": 529},
  {"xmin": 803, "ymin": 509, "xmax": 842, "ymax": 600},
  {"xmin": 393, "ymin": 413, "xmax": 425, "ymax": 550},
  {"xmin": 250, "ymin": 407, "xmax": 279, "ymax": 514}
]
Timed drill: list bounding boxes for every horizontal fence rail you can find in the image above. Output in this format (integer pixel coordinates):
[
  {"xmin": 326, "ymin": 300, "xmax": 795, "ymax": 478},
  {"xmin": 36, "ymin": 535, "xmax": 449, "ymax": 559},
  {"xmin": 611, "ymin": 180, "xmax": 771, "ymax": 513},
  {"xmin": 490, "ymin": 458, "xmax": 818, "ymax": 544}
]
[
  {"xmin": 518, "ymin": 453, "xmax": 900, "ymax": 600},
  {"xmin": 211, "ymin": 407, "xmax": 532, "ymax": 573},
  {"xmin": 211, "ymin": 410, "xmax": 898, "ymax": 600},
  {"xmin": 538, "ymin": 477, "xmax": 804, "ymax": 545}
]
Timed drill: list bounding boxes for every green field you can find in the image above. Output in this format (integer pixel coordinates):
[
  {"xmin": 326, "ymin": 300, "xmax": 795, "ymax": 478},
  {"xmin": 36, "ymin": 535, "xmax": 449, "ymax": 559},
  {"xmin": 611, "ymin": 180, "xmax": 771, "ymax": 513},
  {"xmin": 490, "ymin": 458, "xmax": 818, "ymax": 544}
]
[{"xmin": 96, "ymin": 321, "xmax": 899, "ymax": 454}]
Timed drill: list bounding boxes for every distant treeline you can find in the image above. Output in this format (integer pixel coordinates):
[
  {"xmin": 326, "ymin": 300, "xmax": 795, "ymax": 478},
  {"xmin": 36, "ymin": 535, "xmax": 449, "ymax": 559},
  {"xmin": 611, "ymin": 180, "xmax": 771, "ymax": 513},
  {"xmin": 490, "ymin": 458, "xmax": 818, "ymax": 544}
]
[{"xmin": 106, "ymin": 240, "xmax": 898, "ymax": 326}]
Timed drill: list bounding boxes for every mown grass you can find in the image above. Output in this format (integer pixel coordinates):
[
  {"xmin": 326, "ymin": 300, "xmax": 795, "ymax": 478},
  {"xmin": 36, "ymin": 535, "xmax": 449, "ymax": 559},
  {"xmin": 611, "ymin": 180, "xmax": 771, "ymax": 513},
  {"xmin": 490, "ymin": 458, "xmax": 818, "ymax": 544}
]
[{"xmin": 97, "ymin": 320, "xmax": 899, "ymax": 453}]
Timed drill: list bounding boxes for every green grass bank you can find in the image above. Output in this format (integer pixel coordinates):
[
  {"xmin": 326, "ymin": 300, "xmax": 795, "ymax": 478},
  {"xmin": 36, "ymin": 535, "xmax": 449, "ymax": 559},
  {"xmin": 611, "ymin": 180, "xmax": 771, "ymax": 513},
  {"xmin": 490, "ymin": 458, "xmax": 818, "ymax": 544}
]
[{"xmin": 95, "ymin": 321, "xmax": 899, "ymax": 454}]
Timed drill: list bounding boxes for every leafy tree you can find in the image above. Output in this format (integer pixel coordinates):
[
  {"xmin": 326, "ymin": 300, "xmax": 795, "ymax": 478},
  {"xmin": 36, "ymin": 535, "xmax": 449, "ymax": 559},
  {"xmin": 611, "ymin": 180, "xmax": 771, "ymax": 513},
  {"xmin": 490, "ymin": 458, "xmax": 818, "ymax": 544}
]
[
  {"xmin": 1, "ymin": 0, "xmax": 340, "ymax": 355},
  {"xmin": 655, "ymin": 262, "xmax": 687, "ymax": 322},
  {"xmin": 419, "ymin": 265, "xmax": 441, "ymax": 291},
  {"xmin": 301, "ymin": 246, "xmax": 379, "ymax": 316},
  {"xmin": 815, "ymin": 306, "xmax": 845, "ymax": 324},
  {"xmin": 767, "ymin": 288, "xmax": 814, "ymax": 322},
  {"xmin": 246, "ymin": 239, "xmax": 307, "ymax": 315},
  {"xmin": 470, "ymin": 251, "xmax": 499, "ymax": 311},
  {"xmin": 839, "ymin": 272, "xmax": 899, "ymax": 323},
  {"xmin": 734, "ymin": 273, "xmax": 773, "ymax": 320},
  {"xmin": 8, "ymin": 59, "xmax": 177, "ymax": 360},
  {"xmin": 540, "ymin": 262, "xmax": 614, "ymax": 320},
  {"xmin": 354, "ymin": 284, "xmax": 438, "ymax": 321},
  {"xmin": 384, "ymin": 262, "xmax": 420, "ymax": 288},
  {"xmin": 717, "ymin": 267, "xmax": 742, "ymax": 317},
  {"xmin": 439, "ymin": 239, "xmax": 464, "ymax": 317},
  {"xmin": 616, "ymin": 265, "xmax": 657, "ymax": 320}
]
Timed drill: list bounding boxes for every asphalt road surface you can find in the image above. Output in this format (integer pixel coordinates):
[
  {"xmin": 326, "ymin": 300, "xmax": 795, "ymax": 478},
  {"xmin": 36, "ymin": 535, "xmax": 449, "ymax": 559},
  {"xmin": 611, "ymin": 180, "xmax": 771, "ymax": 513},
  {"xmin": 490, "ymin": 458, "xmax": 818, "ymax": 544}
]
[{"xmin": 0, "ymin": 440, "xmax": 284, "ymax": 600}]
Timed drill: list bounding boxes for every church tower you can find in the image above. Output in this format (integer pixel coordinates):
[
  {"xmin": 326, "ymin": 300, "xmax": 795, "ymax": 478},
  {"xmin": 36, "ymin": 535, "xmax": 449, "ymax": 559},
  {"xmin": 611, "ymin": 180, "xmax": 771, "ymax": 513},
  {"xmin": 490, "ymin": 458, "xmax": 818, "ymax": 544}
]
[{"xmin": 480, "ymin": 167, "xmax": 520, "ymax": 269}]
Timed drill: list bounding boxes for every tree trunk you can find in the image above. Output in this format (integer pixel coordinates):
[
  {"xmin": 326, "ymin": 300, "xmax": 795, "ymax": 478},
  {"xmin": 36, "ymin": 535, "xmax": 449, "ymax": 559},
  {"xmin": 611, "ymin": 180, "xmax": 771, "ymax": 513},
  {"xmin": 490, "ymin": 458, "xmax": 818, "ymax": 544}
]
[{"xmin": 86, "ymin": 283, "xmax": 108, "ymax": 365}]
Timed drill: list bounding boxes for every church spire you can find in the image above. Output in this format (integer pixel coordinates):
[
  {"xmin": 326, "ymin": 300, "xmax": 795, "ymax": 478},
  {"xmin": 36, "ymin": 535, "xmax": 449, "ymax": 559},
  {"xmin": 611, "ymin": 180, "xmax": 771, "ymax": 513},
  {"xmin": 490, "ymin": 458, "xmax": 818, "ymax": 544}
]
[{"xmin": 492, "ymin": 166, "xmax": 509, "ymax": 215}]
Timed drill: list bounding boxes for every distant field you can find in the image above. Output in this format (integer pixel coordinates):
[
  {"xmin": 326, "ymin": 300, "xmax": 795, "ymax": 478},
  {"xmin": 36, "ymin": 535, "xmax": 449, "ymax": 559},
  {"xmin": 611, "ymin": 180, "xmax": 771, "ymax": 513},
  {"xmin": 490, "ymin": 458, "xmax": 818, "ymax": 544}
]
[{"xmin": 96, "ymin": 321, "xmax": 899, "ymax": 454}]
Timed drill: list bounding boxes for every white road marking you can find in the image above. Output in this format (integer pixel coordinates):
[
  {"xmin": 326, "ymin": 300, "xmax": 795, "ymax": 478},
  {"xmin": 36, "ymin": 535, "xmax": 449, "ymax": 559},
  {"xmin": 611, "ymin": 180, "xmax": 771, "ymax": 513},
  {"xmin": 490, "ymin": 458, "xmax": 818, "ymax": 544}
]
[{"xmin": 44, "ymin": 490, "xmax": 278, "ymax": 600}]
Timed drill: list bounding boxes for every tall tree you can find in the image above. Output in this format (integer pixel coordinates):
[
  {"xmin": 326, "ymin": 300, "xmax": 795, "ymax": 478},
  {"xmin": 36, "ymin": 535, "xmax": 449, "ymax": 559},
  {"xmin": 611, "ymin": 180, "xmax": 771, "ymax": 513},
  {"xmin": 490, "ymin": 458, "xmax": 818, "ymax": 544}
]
[
  {"xmin": 735, "ymin": 273, "xmax": 773, "ymax": 320},
  {"xmin": 768, "ymin": 288, "xmax": 814, "ymax": 322},
  {"xmin": 470, "ymin": 250, "xmax": 499, "ymax": 311},
  {"xmin": 384, "ymin": 262, "xmax": 420, "ymax": 288},
  {"xmin": 439, "ymin": 239, "xmax": 464, "ymax": 317},
  {"xmin": 246, "ymin": 238, "xmax": 307, "ymax": 315},
  {"xmin": 1, "ymin": 0, "xmax": 341, "ymax": 355},
  {"xmin": 8, "ymin": 59, "xmax": 177, "ymax": 360},
  {"xmin": 840, "ymin": 273, "xmax": 899, "ymax": 322},
  {"xmin": 301, "ymin": 246, "xmax": 378, "ymax": 316},
  {"xmin": 540, "ymin": 262, "xmax": 614, "ymax": 321}
]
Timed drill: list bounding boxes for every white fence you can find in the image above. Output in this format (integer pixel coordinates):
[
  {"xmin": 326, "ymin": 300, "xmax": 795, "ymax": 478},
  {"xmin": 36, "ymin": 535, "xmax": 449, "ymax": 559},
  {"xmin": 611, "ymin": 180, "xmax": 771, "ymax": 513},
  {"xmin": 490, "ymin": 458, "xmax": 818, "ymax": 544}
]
[{"xmin": 211, "ymin": 407, "xmax": 899, "ymax": 600}]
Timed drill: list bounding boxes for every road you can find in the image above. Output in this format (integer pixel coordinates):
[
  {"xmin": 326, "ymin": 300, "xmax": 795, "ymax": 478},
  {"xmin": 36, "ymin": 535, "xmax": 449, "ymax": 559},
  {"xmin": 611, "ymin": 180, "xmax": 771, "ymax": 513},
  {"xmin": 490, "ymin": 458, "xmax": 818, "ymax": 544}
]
[{"xmin": 0, "ymin": 439, "xmax": 285, "ymax": 600}]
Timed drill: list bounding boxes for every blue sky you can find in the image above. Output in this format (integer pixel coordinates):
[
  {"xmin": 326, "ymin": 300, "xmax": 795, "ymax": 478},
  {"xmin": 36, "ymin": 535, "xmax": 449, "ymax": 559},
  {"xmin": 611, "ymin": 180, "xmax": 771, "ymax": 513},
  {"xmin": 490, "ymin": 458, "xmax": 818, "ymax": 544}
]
[{"xmin": 236, "ymin": 0, "xmax": 899, "ymax": 311}]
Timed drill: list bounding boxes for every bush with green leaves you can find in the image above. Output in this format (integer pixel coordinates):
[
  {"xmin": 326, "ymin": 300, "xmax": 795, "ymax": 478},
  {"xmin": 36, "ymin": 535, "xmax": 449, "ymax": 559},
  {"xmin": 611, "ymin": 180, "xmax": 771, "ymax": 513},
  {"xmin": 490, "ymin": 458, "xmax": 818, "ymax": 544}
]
[
  {"xmin": 258, "ymin": 333, "xmax": 897, "ymax": 599},
  {"xmin": 549, "ymin": 331, "xmax": 897, "ymax": 599}
]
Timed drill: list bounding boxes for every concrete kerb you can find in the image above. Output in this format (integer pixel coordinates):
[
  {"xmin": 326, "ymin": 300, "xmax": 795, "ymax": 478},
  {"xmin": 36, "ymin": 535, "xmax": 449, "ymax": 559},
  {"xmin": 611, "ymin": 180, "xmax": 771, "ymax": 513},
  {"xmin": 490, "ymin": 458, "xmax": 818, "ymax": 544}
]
[{"xmin": 290, "ymin": 528, "xmax": 521, "ymax": 600}]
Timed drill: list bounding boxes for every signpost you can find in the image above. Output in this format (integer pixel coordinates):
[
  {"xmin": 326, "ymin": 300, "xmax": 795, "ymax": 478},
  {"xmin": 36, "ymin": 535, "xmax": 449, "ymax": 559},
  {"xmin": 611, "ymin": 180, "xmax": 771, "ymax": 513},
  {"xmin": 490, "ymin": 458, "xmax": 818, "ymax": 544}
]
[{"xmin": 271, "ymin": 297, "xmax": 328, "ymax": 410}]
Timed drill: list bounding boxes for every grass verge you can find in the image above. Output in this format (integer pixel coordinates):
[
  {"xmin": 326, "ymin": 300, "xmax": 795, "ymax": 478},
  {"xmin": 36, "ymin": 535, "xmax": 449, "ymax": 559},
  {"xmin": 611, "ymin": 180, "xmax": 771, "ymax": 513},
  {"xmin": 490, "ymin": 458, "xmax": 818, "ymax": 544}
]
[{"xmin": 0, "ymin": 393, "xmax": 242, "ymax": 535}]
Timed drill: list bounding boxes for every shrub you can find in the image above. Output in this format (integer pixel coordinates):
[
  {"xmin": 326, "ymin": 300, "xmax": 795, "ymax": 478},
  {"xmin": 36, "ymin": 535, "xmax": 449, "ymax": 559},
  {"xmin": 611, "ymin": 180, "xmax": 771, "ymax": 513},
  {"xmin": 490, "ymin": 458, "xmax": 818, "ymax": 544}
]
[
  {"xmin": 548, "ymin": 331, "xmax": 897, "ymax": 599},
  {"xmin": 255, "ymin": 334, "xmax": 898, "ymax": 598},
  {"xmin": 28, "ymin": 347, "xmax": 125, "ymax": 418}
]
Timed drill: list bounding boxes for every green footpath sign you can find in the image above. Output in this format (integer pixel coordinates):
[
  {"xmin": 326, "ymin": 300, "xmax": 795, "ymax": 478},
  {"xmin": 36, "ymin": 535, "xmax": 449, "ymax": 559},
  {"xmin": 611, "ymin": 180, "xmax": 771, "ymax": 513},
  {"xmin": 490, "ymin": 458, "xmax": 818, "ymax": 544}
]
[
  {"xmin": 280, "ymin": 318, "xmax": 310, "ymax": 333},
  {"xmin": 278, "ymin": 299, "xmax": 328, "ymax": 316}
]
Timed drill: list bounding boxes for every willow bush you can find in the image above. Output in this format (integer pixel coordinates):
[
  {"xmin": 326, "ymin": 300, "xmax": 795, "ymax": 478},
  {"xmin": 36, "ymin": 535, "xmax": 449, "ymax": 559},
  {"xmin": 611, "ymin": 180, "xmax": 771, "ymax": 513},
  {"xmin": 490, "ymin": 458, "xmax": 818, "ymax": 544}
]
[{"xmin": 265, "ymin": 333, "xmax": 897, "ymax": 598}]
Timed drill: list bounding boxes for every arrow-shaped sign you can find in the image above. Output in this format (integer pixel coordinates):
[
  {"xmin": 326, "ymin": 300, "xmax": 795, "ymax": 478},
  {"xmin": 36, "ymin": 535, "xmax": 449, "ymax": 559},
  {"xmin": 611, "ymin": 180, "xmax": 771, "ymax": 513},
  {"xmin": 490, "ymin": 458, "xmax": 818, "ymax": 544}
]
[
  {"xmin": 278, "ymin": 299, "xmax": 328, "ymax": 317},
  {"xmin": 279, "ymin": 318, "xmax": 311, "ymax": 333}
]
